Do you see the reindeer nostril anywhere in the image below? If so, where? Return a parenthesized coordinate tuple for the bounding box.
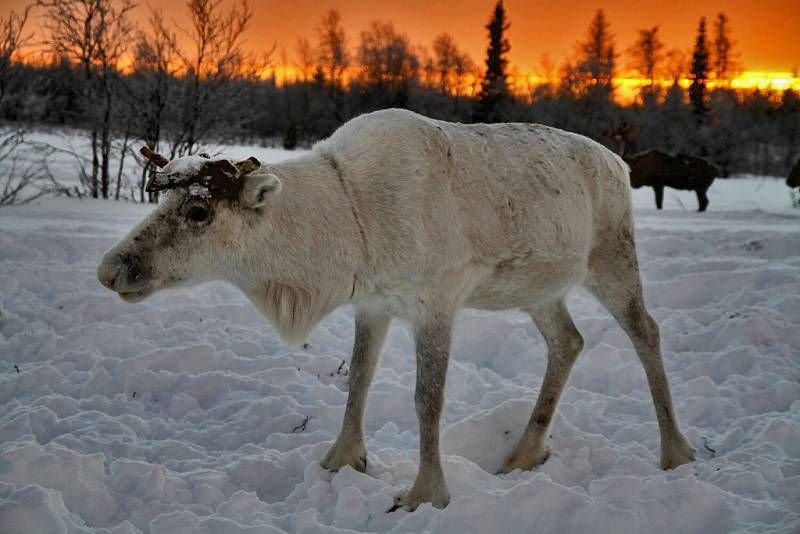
(103, 272, 117, 289)
(97, 263, 122, 290)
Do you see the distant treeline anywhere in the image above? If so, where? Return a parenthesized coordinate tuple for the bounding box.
(0, 0, 798, 202)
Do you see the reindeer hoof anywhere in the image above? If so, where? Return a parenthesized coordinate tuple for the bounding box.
(660, 436, 696, 470)
(388, 469, 450, 512)
(321, 439, 367, 473)
(388, 488, 450, 512)
(498, 447, 549, 474)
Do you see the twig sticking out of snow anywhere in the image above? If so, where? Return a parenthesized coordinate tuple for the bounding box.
(702, 436, 716, 455)
(292, 415, 311, 433)
(330, 360, 349, 377)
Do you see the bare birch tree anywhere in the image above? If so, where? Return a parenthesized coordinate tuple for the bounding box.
(316, 9, 349, 120)
(38, 0, 134, 198)
(295, 37, 314, 83)
(0, 5, 32, 110)
(130, 8, 179, 201)
(168, 0, 265, 156)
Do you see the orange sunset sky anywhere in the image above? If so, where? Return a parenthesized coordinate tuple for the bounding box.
(4, 0, 800, 77)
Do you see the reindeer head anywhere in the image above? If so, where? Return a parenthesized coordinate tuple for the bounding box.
(96, 147, 282, 302)
(603, 120, 639, 158)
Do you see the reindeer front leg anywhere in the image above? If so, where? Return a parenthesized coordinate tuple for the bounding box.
(391, 316, 452, 511)
(322, 310, 389, 472)
(654, 185, 665, 210)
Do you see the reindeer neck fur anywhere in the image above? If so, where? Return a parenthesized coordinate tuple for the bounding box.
(232, 151, 365, 344)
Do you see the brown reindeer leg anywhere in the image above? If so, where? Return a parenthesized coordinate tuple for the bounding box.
(696, 188, 709, 212)
(654, 185, 665, 210)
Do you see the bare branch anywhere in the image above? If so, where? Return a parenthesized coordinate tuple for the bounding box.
(0, 130, 50, 206)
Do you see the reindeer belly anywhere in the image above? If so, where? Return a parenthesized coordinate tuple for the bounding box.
(466, 254, 588, 310)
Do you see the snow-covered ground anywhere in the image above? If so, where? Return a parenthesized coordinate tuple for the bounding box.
(1, 157, 799, 533)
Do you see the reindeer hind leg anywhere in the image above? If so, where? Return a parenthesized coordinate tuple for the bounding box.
(585, 230, 695, 469)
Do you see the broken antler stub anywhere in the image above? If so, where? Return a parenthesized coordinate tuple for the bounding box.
(141, 148, 263, 199)
(140, 146, 169, 168)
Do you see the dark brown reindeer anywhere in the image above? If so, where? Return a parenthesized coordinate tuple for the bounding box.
(605, 121, 719, 212)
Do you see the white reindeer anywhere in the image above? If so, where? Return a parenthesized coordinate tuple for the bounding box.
(97, 109, 695, 510)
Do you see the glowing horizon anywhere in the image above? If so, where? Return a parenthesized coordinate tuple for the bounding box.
(12, 50, 800, 106)
(250, 65, 800, 104)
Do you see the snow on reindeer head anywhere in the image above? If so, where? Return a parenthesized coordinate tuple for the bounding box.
(97, 147, 281, 303)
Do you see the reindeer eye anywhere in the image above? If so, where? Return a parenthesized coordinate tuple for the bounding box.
(186, 205, 209, 223)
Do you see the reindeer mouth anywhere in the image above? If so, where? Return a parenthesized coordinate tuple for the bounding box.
(117, 287, 154, 303)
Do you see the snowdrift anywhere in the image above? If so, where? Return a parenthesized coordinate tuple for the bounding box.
(1, 171, 798, 533)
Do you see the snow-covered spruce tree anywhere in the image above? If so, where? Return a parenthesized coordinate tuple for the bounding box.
(689, 17, 710, 120)
(577, 9, 617, 100)
(711, 13, 739, 86)
(627, 26, 664, 104)
(474, 0, 511, 123)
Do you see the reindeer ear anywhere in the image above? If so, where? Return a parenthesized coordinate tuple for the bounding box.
(241, 173, 281, 208)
